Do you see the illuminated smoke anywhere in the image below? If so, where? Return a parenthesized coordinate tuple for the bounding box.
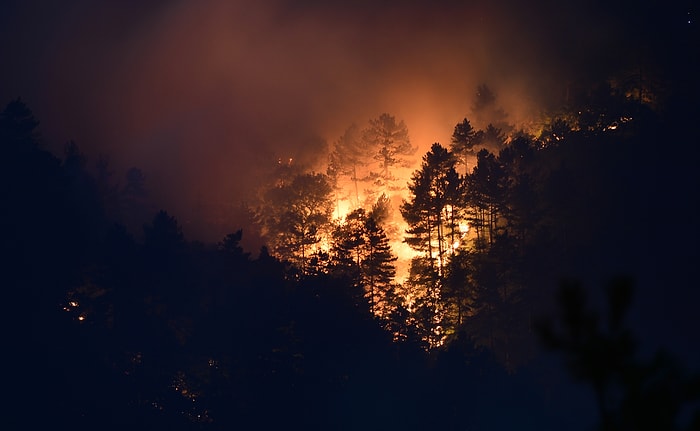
(0, 0, 616, 244)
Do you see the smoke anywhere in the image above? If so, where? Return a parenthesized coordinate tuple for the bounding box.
(1, 0, 621, 243)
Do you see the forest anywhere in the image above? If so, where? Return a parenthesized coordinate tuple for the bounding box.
(4, 65, 700, 429)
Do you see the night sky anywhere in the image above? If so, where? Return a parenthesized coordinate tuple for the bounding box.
(3, 0, 699, 397)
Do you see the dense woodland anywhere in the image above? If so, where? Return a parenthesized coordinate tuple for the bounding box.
(3, 64, 700, 430)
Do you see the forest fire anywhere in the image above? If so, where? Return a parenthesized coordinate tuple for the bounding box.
(4, 0, 697, 426)
(245, 66, 665, 349)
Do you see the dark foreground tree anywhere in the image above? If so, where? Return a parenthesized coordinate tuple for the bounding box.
(535, 279, 700, 431)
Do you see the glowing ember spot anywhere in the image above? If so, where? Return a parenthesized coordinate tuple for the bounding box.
(335, 199, 352, 219)
(392, 239, 420, 283)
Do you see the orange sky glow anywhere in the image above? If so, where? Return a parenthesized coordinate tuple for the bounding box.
(0, 0, 620, 247)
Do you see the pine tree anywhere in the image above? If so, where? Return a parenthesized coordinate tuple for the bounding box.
(463, 149, 506, 247)
(362, 113, 416, 194)
(330, 209, 398, 319)
(401, 143, 464, 347)
(361, 216, 398, 318)
(257, 172, 334, 274)
(450, 117, 482, 175)
(330, 123, 368, 208)
(330, 208, 366, 285)
(401, 143, 462, 277)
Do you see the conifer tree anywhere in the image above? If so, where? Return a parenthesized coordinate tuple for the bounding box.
(257, 172, 333, 274)
(450, 117, 482, 175)
(330, 209, 398, 319)
(362, 113, 416, 194)
(401, 143, 463, 346)
(401, 143, 462, 278)
(361, 216, 398, 318)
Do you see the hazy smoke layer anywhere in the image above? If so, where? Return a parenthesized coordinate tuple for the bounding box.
(1, 0, 631, 241)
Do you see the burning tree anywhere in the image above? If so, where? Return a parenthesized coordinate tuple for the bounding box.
(463, 149, 507, 248)
(329, 123, 369, 209)
(401, 143, 463, 278)
(330, 208, 399, 320)
(362, 113, 416, 197)
(400, 143, 464, 346)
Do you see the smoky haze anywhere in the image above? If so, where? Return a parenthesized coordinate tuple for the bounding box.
(1, 0, 624, 244)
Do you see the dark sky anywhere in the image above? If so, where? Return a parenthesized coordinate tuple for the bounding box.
(0, 0, 691, 240)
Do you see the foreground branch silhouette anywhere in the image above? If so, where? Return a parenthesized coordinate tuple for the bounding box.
(535, 278, 700, 431)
